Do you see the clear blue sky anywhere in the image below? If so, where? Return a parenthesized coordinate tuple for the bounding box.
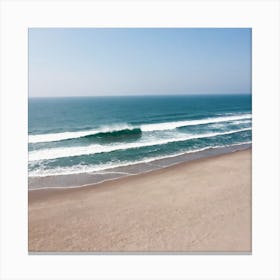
(29, 28, 251, 97)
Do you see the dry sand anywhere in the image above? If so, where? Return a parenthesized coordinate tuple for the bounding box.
(28, 149, 252, 252)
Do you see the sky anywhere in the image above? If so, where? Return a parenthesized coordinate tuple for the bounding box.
(29, 28, 251, 97)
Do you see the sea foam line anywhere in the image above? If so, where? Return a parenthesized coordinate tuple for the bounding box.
(28, 124, 134, 144)
(28, 141, 252, 177)
(29, 128, 251, 162)
(141, 114, 251, 132)
(28, 113, 252, 144)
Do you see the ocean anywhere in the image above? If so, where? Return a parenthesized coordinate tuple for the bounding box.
(28, 94, 252, 189)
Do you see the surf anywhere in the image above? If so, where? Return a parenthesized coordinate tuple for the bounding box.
(28, 113, 251, 144)
(28, 141, 252, 177)
(29, 128, 251, 162)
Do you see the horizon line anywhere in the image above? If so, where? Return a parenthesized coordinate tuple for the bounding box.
(28, 93, 252, 98)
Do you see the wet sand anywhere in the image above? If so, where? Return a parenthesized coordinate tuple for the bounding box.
(28, 149, 251, 252)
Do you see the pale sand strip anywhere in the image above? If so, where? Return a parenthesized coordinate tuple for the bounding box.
(28, 149, 252, 252)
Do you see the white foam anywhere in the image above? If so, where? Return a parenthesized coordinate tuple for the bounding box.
(29, 128, 251, 162)
(209, 119, 251, 128)
(28, 124, 133, 144)
(28, 141, 252, 177)
(141, 114, 252, 131)
(28, 113, 252, 144)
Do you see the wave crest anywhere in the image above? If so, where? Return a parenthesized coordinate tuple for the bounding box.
(29, 128, 251, 162)
(29, 113, 251, 144)
(84, 128, 142, 142)
(29, 124, 134, 144)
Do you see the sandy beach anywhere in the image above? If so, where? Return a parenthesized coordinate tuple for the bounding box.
(28, 149, 251, 252)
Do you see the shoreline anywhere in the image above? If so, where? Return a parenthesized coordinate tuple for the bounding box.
(29, 149, 252, 252)
(29, 142, 251, 191)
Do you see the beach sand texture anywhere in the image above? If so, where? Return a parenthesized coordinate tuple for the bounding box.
(28, 149, 251, 252)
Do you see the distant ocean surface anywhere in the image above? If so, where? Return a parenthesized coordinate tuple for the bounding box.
(28, 95, 252, 188)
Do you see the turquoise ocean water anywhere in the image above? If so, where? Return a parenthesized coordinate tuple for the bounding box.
(28, 94, 252, 189)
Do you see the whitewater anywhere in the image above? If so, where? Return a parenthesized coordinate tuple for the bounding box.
(29, 113, 251, 144)
(28, 95, 252, 181)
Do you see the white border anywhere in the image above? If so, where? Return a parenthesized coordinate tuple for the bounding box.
(0, 0, 279, 279)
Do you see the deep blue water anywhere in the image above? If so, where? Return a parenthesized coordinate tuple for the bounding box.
(28, 94, 252, 177)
